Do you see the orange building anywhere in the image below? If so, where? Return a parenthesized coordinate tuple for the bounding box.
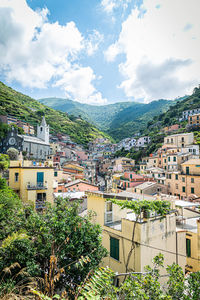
(62, 162, 84, 180)
(188, 114, 200, 127)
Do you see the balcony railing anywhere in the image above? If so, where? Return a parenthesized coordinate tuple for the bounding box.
(36, 201, 46, 210)
(27, 183, 48, 190)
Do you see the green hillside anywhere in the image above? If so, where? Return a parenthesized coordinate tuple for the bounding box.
(143, 86, 200, 135)
(0, 82, 110, 146)
(39, 97, 133, 131)
(39, 97, 180, 141)
(118, 86, 200, 162)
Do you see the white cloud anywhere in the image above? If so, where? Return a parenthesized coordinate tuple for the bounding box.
(85, 30, 104, 56)
(101, 0, 131, 14)
(54, 66, 107, 104)
(0, 0, 106, 104)
(105, 0, 200, 101)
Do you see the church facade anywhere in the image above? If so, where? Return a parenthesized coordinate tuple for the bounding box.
(0, 116, 51, 160)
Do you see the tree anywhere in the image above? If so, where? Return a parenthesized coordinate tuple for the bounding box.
(0, 154, 9, 173)
(0, 197, 107, 295)
(7, 148, 19, 160)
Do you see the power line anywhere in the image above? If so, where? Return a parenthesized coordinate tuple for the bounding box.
(104, 229, 200, 263)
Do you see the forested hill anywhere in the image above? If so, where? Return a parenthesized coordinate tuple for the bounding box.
(0, 81, 110, 146)
(143, 86, 200, 134)
(39, 97, 181, 141)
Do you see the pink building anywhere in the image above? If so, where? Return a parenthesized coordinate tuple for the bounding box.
(118, 172, 154, 191)
(76, 150, 89, 161)
(64, 180, 99, 193)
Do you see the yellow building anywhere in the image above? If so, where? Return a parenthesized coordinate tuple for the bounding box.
(164, 132, 194, 148)
(115, 157, 135, 172)
(50, 143, 61, 154)
(175, 200, 200, 272)
(188, 113, 200, 127)
(166, 159, 200, 199)
(87, 191, 186, 282)
(9, 160, 54, 210)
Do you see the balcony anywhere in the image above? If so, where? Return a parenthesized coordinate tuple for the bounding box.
(35, 201, 46, 210)
(27, 183, 48, 190)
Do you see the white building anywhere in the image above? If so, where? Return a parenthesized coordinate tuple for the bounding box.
(180, 108, 200, 121)
(136, 136, 151, 148)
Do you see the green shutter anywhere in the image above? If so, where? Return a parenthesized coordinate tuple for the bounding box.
(110, 237, 119, 260)
(191, 187, 194, 194)
(37, 172, 44, 185)
(186, 239, 191, 257)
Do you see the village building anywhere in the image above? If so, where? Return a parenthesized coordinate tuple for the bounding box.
(175, 200, 200, 272)
(180, 108, 200, 121)
(62, 162, 84, 180)
(9, 158, 54, 210)
(87, 191, 186, 283)
(164, 132, 194, 148)
(0, 116, 50, 160)
(166, 159, 200, 199)
(188, 113, 200, 127)
(64, 179, 99, 193)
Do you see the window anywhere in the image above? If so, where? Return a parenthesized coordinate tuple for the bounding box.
(182, 137, 184, 142)
(130, 174, 132, 179)
(186, 239, 191, 257)
(182, 177, 185, 182)
(37, 172, 44, 187)
(173, 157, 176, 162)
(186, 167, 189, 175)
(171, 138, 173, 143)
(15, 172, 19, 182)
(175, 174, 178, 180)
(182, 186, 185, 193)
(169, 174, 171, 179)
(176, 184, 178, 189)
(105, 202, 113, 224)
(168, 157, 170, 162)
(191, 178, 194, 183)
(54, 171, 58, 177)
(110, 237, 119, 260)
(191, 187, 194, 194)
(37, 193, 46, 201)
(164, 159, 166, 163)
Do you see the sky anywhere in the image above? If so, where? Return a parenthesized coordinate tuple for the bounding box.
(0, 0, 200, 105)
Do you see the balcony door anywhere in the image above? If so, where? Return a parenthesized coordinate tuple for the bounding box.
(105, 201, 113, 224)
(37, 172, 44, 187)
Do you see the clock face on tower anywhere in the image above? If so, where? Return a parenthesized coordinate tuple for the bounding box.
(9, 137, 16, 145)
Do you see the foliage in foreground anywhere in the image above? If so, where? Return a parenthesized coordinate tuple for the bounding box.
(25, 254, 200, 300)
(0, 181, 107, 298)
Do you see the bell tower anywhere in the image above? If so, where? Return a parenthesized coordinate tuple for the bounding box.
(37, 116, 49, 144)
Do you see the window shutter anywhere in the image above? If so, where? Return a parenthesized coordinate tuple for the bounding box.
(186, 239, 191, 257)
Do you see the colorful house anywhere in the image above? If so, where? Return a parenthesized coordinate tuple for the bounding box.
(87, 191, 186, 283)
(9, 159, 54, 210)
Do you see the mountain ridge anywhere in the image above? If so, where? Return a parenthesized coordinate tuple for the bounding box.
(0, 81, 110, 146)
(39, 97, 183, 141)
